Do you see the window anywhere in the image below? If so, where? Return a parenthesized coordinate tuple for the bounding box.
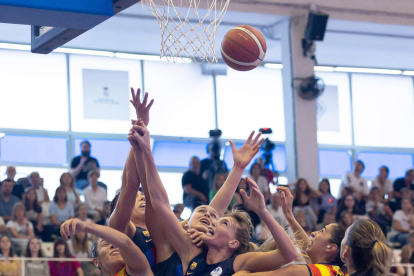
(158, 172, 184, 205)
(73, 138, 131, 168)
(352, 74, 414, 148)
(216, 67, 285, 141)
(99, 170, 123, 201)
(223, 143, 287, 172)
(69, 55, 142, 133)
(0, 50, 69, 131)
(143, 61, 215, 138)
(316, 72, 352, 145)
(0, 135, 67, 166)
(153, 141, 208, 168)
(319, 149, 352, 177)
(325, 178, 342, 199)
(357, 151, 414, 179)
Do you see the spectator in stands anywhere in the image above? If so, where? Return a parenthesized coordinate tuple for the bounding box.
(1, 166, 25, 201)
(256, 221, 271, 242)
(371, 166, 393, 200)
(173, 203, 184, 222)
(294, 209, 307, 229)
(336, 193, 363, 221)
(60, 172, 81, 207)
(0, 235, 21, 275)
(315, 212, 336, 231)
(70, 140, 100, 190)
(28, 172, 50, 204)
(67, 231, 99, 276)
(24, 188, 43, 235)
(200, 140, 228, 190)
(209, 173, 235, 210)
(49, 187, 75, 228)
(249, 163, 270, 202)
(25, 237, 50, 276)
(312, 179, 337, 223)
(49, 239, 84, 276)
(84, 170, 107, 222)
(0, 218, 7, 235)
(366, 187, 388, 234)
(338, 210, 353, 228)
(0, 179, 20, 221)
(234, 178, 249, 204)
(76, 203, 95, 241)
(96, 201, 111, 226)
(266, 192, 288, 229)
(292, 178, 322, 207)
(7, 203, 35, 252)
(393, 169, 414, 210)
(401, 232, 414, 272)
(390, 197, 414, 245)
(256, 157, 276, 185)
(182, 156, 209, 210)
(338, 160, 369, 200)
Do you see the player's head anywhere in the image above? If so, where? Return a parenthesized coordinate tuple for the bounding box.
(306, 223, 346, 266)
(131, 190, 146, 222)
(200, 209, 255, 256)
(341, 220, 391, 276)
(188, 205, 219, 233)
(92, 237, 125, 276)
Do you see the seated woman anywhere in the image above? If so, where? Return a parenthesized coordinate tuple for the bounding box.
(49, 187, 75, 231)
(25, 237, 50, 276)
(336, 193, 365, 222)
(292, 178, 322, 208)
(67, 230, 99, 276)
(234, 178, 250, 204)
(60, 218, 154, 276)
(60, 172, 81, 207)
(24, 188, 43, 236)
(338, 210, 353, 229)
(0, 235, 21, 276)
(389, 197, 414, 245)
(312, 179, 337, 223)
(48, 238, 83, 276)
(209, 173, 236, 210)
(6, 203, 35, 253)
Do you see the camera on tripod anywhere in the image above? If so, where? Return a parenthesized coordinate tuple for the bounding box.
(208, 129, 222, 160)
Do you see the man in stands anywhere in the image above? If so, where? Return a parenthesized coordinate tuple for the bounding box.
(0, 179, 20, 222)
(84, 170, 107, 222)
(338, 160, 369, 201)
(27, 172, 49, 204)
(1, 166, 25, 201)
(71, 140, 100, 190)
(393, 169, 414, 210)
(182, 156, 209, 210)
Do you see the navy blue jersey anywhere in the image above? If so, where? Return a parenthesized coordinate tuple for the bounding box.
(152, 252, 182, 276)
(132, 226, 156, 268)
(185, 251, 236, 276)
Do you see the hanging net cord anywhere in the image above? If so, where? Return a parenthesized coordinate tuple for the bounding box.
(141, 0, 230, 64)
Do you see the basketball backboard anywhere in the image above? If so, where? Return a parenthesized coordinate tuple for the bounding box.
(0, 0, 141, 54)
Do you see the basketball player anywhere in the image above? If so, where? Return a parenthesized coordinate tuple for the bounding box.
(60, 218, 153, 276)
(108, 88, 156, 266)
(128, 120, 297, 276)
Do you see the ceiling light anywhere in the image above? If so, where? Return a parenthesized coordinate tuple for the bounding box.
(264, 63, 283, 69)
(314, 66, 334, 72)
(334, 67, 402, 75)
(0, 43, 30, 51)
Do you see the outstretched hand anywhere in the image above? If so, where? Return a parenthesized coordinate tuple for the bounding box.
(276, 186, 294, 218)
(130, 88, 154, 126)
(240, 177, 266, 215)
(60, 219, 87, 241)
(129, 119, 152, 152)
(230, 131, 264, 169)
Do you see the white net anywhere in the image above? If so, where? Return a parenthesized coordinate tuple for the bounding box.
(141, 0, 230, 64)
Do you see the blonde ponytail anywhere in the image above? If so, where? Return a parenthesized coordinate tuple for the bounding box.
(369, 240, 392, 276)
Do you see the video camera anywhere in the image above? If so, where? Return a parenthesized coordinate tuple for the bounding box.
(208, 129, 222, 160)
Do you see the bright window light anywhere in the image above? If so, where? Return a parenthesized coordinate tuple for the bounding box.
(335, 67, 402, 75)
(54, 48, 114, 57)
(314, 66, 335, 72)
(403, 71, 414, 76)
(0, 43, 30, 51)
(263, 63, 283, 69)
(115, 53, 191, 63)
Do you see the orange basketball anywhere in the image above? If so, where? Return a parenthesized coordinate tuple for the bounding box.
(221, 25, 267, 71)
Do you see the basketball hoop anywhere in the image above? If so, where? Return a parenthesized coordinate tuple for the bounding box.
(141, 0, 230, 64)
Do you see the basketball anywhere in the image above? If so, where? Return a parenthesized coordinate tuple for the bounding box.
(221, 25, 267, 71)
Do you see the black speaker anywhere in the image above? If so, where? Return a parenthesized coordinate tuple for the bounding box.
(304, 12, 329, 41)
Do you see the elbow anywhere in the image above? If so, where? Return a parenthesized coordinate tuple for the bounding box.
(284, 250, 298, 264)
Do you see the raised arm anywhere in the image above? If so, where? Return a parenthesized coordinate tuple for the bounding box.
(210, 132, 264, 217)
(233, 178, 297, 273)
(61, 219, 153, 276)
(277, 186, 310, 252)
(108, 88, 154, 237)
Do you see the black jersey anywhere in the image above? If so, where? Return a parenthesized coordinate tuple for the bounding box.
(152, 252, 183, 276)
(185, 251, 236, 276)
(132, 226, 156, 268)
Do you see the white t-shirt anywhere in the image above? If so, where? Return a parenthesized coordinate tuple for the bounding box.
(338, 172, 369, 198)
(67, 239, 93, 258)
(84, 186, 107, 211)
(371, 178, 393, 195)
(248, 175, 269, 195)
(266, 205, 288, 228)
(390, 210, 412, 236)
(6, 220, 33, 235)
